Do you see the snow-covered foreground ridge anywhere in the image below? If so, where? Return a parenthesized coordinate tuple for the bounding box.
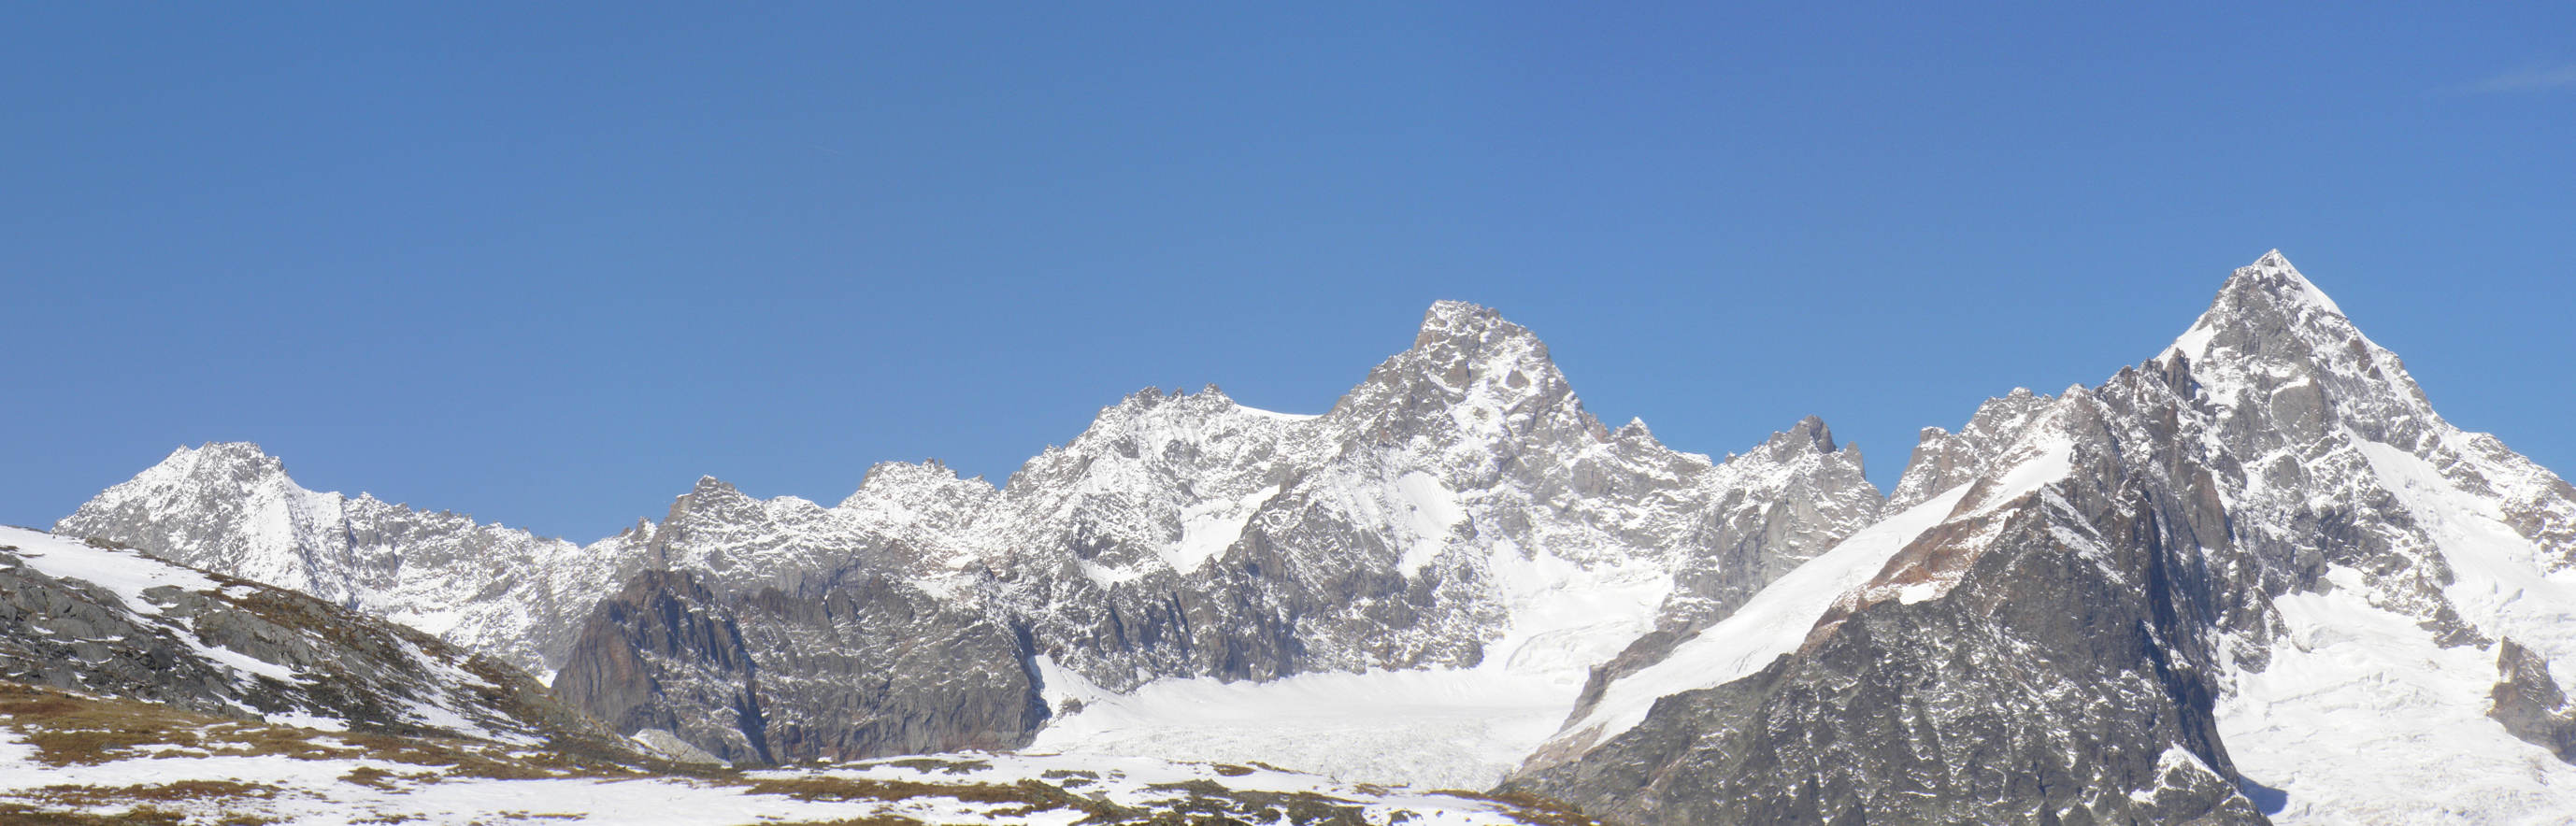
(36, 250, 2576, 825)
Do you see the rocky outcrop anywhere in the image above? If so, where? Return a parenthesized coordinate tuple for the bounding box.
(2489, 637, 2576, 762)
(0, 525, 622, 752)
(552, 565, 1046, 765)
(552, 569, 765, 762)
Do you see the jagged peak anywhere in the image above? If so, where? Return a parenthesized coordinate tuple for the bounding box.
(846, 458, 997, 504)
(685, 475, 742, 497)
(1409, 300, 1553, 362)
(860, 458, 958, 484)
(612, 518, 656, 540)
(1763, 415, 1838, 457)
(156, 441, 290, 477)
(1414, 300, 1504, 346)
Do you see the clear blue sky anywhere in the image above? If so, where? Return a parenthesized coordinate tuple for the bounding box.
(6, 4, 2570, 539)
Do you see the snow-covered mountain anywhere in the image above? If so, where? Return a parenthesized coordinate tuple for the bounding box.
(60, 300, 1885, 782)
(54, 445, 654, 681)
(1509, 251, 2576, 825)
(48, 252, 2576, 824)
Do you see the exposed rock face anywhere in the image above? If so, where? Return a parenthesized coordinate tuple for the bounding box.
(553, 565, 1045, 765)
(552, 569, 766, 762)
(1516, 386, 2266, 824)
(1884, 388, 2054, 511)
(1513, 251, 2576, 824)
(2489, 638, 2576, 762)
(0, 525, 619, 751)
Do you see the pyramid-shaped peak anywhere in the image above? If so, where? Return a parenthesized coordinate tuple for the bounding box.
(2225, 249, 2343, 317)
(2166, 250, 2365, 363)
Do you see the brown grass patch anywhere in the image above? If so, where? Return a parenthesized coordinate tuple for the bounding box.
(880, 756, 993, 775)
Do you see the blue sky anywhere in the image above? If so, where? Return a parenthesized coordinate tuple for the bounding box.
(6, 4, 2570, 539)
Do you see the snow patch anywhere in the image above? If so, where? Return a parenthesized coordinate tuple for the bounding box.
(2354, 438, 2576, 669)
(1163, 485, 1278, 573)
(1027, 661, 1578, 789)
(1395, 472, 1464, 574)
(0, 526, 220, 616)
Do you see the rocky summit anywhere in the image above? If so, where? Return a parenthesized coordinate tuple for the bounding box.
(44, 252, 2576, 824)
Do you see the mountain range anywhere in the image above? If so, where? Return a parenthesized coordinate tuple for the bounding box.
(27, 251, 2576, 825)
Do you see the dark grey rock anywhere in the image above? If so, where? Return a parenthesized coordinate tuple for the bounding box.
(2489, 637, 2576, 762)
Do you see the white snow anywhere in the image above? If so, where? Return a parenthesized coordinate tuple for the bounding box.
(0, 526, 219, 617)
(2211, 434, 2576, 823)
(1395, 471, 1465, 574)
(1030, 529, 1685, 788)
(2217, 568, 2576, 825)
(1541, 483, 1975, 755)
(1235, 404, 1323, 421)
(1163, 485, 1279, 573)
(0, 724, 1533, 826)
(1963, 438, 2075, 518)
(2354, 438, 2576, 671)
(2260, 251, 2345, 317)
(188, 640, 301, 686)
(1029, 661, 1577, 789)
(1479, 535, 1675, 674)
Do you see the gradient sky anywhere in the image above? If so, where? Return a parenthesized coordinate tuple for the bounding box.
(6, 4, 2571, 539)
